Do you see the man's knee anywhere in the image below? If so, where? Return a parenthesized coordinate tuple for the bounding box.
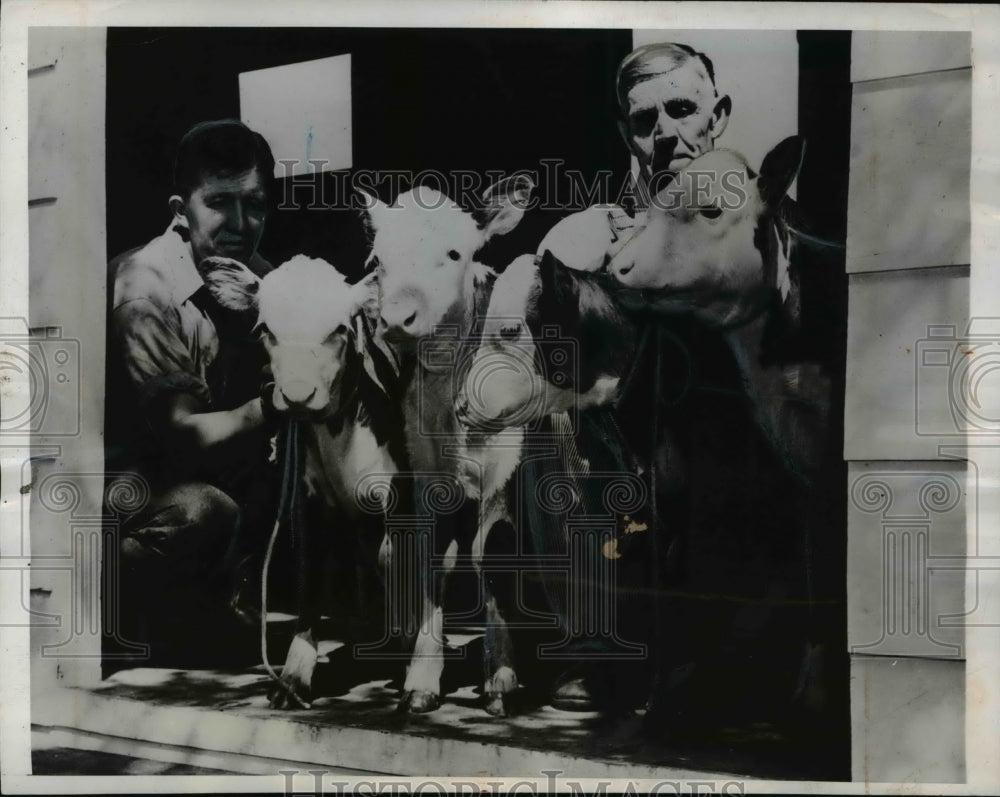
(120, 482, 239, 566)
(170, 482, 240, 534)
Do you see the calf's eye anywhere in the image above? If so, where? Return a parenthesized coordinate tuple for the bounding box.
(324, 324, 347, 344)
(257, 324, 276, 345)
(447, 249, 462, 261)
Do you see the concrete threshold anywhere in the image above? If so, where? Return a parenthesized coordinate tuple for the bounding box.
(31, 667, 749, 780)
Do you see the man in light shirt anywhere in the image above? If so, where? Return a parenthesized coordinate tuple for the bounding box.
(106, 120, 279, 666)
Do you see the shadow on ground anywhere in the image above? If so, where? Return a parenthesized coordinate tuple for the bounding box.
(32, 747, 237, 775)
(82, 620, 848, 781)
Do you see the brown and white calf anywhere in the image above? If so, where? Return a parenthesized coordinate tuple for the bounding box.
(200, 254, 402, 709)
(461, 137, 827, 719)
(359, 175, 534, 714)
(607, 135, 825, 470)
(465, 137, 814, 464)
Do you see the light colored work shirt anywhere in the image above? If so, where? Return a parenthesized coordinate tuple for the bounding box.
(110, 222, 272, 410)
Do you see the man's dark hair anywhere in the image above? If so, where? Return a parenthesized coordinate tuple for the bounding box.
(173, 119, 275, 198)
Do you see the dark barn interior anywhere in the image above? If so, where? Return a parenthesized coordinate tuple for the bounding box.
(105, 27, 634, 275)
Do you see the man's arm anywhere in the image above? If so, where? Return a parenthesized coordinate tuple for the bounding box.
(112, 295, 271, 474)
(150, 392, 268, 472)
(536, 205, 640, 272)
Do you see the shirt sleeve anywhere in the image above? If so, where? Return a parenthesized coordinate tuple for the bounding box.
(112, 297, 212, 409)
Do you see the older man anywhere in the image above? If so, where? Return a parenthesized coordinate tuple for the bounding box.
(538, 42, 731, 271)
(519, 43, 735, 712)
(106, 120, 279, 666)
(530, 43, 820, 733)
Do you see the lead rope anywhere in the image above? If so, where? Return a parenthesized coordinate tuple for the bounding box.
(260, 419, 299, 689)
(647, 325, 664, 713)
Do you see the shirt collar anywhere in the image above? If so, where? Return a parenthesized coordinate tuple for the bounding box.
(165, 222, 207, 305)
(165, 222, 273, 304)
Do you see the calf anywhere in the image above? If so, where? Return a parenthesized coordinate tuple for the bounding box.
(607, 135, 826, 475)
(200, 254, 402, 708)
(457, 252, 630, 426)
(607, 136, 833, 724)
(461, 136, 829, 723)
(359, 175, 534, 714)
(465, 137, 815, 468)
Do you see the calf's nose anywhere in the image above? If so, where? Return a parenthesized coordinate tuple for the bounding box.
(280, 380, 317, 406)
(381, 303, 419, 333)
(614, 261, 635, 278)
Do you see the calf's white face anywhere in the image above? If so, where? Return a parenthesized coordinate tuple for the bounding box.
(360, 176, 534, 342)
(609, 137, 804, 320)
(199, 254, 375, 415)
(365, 187, 481, 340)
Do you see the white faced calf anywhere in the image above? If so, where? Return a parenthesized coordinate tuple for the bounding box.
(200, 254, 396, 709)
(359, 176, 535, 715)
(462, 138, 805, 434)
(200, 254, 377, 415)
(363, 179, 532, 343)
(609, 136, 805, 326)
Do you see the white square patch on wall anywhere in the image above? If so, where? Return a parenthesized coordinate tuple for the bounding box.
(239, 53, 352, 178)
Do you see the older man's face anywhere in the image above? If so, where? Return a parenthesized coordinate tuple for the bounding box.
(625, 59, 725, 180)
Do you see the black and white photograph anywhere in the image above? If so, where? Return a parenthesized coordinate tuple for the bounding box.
(1, 2, 998, 793)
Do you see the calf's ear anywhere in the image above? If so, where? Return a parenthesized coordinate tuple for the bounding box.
(356, 188, 389, 240)
(538, 249, 579, 305)
(197, 256, 261, 313)
(350, 270, 382, 321)
(476, 173, 536, 241)
(757, 135, 805, 208)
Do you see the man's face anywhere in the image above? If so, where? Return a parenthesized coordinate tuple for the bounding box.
(624, 59, 725, 180)
(175, 167, 268, 265)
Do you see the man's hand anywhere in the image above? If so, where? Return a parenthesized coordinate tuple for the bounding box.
(259, 382, 281, 426)
(536, 205, 640, 273)
(149, 392, 270, 474)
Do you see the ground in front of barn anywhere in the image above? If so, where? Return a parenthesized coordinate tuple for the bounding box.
(31, 614, 848, 780)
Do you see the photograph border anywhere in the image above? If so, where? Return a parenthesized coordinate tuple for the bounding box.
(2, 1, 999, 793)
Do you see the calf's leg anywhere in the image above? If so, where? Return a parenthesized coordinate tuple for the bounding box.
(269, 497, 330, 709)
(399, 534, 458, 713)
(397, 476, 470, 713)
(474, 512, 520, 717)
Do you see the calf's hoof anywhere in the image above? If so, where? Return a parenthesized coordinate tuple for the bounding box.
(269, 679, 312, 710)
(269, 632, 316, 710)
(399, 689, 440, 714)
(550, 673, 595, 712)
(484, 666, 518, 717)
(484, 693, 509, 717)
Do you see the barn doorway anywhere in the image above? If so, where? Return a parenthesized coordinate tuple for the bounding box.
(93, 27, 851, 779)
